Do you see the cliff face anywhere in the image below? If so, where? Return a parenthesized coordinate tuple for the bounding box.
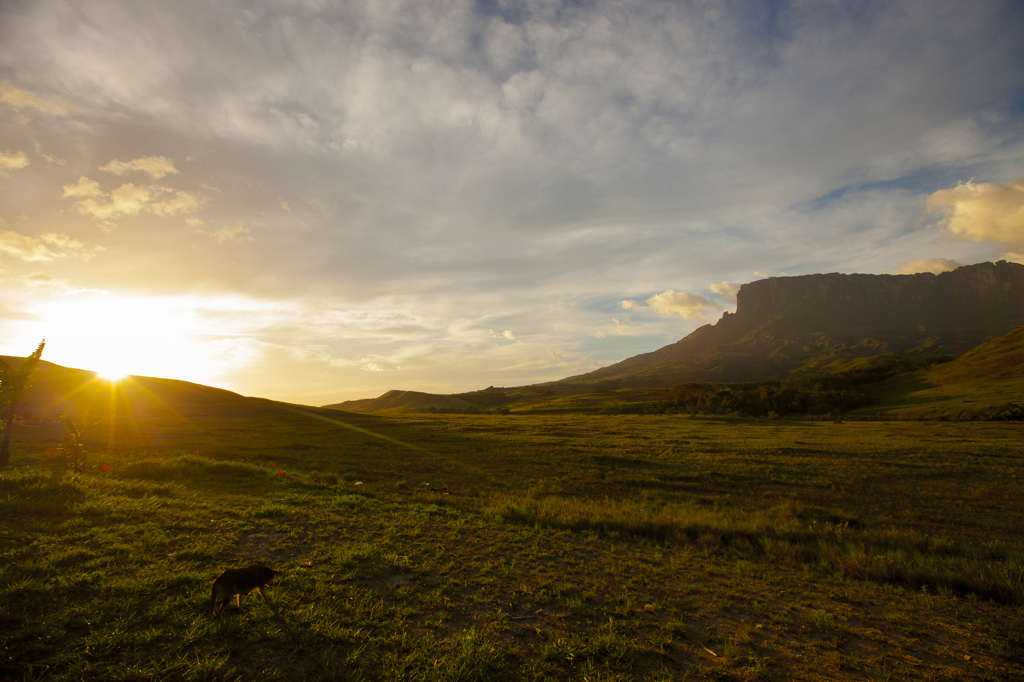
(734, 261, 1024, 334)
(558, 261, 1024, 388)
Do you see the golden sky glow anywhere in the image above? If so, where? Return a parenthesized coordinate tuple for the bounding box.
(1, 1, 1023, 405)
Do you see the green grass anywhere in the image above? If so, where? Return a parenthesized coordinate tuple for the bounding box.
(1, 410, 1022, 680)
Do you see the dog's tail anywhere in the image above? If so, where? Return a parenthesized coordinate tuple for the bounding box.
(210, 585, 219, 617)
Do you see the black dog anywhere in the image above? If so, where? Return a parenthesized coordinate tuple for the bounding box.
(210, 564, 277, 619)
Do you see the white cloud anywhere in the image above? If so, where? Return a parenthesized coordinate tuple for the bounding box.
(547, 348, 563, 362)
(926, 179, 1024, 252)
(100, 155, 179, 179)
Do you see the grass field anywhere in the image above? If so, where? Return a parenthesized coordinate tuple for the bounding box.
(1, 407, 1022, 680)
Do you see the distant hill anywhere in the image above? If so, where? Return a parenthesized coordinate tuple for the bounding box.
(325, 386, 513, 414)
(329, 390, 482, 414)
(554, 260, 1024, 389)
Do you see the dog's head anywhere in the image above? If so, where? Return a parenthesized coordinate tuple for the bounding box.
(258, 566, 277, 583)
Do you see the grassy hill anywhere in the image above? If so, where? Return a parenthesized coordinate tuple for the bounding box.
(1, 357, 307, 422)
(857, 325, 1024, 418)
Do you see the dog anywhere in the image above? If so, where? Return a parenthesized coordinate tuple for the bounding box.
(210, 564, 277, 619)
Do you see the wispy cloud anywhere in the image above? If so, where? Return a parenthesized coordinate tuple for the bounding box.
(63, 178, 203, 229)
(622, 290, 722, 322)
(0, 224, 100, 262)
(0, 150, 29, 173)
(0, 80, 77, 115)
(893, 258, 963, 275)
(100, 156, 178, 179)
(709, 282, 741, 304)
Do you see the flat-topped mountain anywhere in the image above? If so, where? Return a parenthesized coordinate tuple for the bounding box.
(556, 260, 1024, 389)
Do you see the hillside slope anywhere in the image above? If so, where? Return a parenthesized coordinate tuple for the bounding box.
(1, 358, 305, 421)
(859, 325, 1024, 418)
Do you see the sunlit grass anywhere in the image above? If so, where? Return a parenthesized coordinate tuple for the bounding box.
(1, 414, 1022, 680)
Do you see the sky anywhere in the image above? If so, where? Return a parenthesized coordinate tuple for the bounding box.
(1, 0, 1023, 405)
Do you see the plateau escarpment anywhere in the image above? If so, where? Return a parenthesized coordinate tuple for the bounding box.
(555, 260, 1024, 388)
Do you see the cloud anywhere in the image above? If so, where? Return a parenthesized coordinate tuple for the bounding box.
(100, 156, 179, 179)
(621, 290, 722, 322)
(708, 281, 741, 304)
(62, 176, 104, 198)
(893, 258, 963, 275)
(360, 362, 384, 372)
(489, 329, 515, 340)
(0, 80, 77, 115)
(926, 179, 1024, 251)
(547, 348, 563, 362)
(0, 227, 98, 262)
(0, 151, 30, 172)
(65, 179, 204, 228)
(33, 141, 66, 165)
(207, 223, 252, 244)
(25, 272, 57, 285)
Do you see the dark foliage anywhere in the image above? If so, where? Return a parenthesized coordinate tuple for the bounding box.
(654, 355, 956, 418)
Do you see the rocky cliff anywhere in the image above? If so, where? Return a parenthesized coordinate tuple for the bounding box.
(556, 261, 1024, 388)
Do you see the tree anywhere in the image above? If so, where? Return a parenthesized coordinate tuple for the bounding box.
(0, 340, 45, 466)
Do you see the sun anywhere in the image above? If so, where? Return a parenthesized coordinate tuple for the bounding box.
(31, 295, 218, 384)
(94, 363, 130, 382)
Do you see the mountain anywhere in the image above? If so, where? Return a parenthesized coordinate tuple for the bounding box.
(554, 260, 1024, 389)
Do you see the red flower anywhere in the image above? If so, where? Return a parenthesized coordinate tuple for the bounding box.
(268, 462, 275, 467)
(193, 450, 201, 454)
(278, 471, 286, 476)
(101, 465, 111, 471)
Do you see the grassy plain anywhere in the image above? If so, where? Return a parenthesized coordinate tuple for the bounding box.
(1, 406, 1022, 680)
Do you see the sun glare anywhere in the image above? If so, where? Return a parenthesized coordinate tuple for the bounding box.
(95, 365, 129, 382)
(27, 295, 220, 384)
